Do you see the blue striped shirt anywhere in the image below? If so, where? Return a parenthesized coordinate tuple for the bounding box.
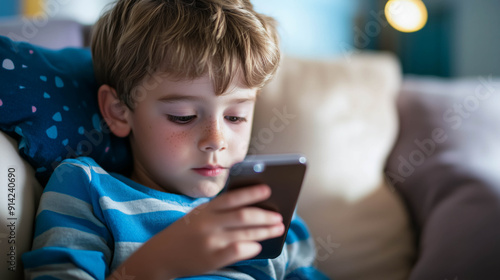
(23, 157, 328, 280)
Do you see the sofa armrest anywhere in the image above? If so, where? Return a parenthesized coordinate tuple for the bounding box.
(0, 131, 42, 280)
(386, 75, 500, 279)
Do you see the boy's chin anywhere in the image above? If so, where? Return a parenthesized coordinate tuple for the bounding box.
(186, 183, 224, 198)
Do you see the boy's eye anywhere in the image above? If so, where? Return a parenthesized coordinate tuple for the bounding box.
(167, 115, 196, 124)
(225, 116, 247, 123)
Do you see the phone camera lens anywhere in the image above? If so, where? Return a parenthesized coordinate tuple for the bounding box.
(253, 163, 265, 173)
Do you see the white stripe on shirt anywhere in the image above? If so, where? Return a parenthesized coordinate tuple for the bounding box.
(26, 262, 96, 280)
(36, 192, 105, 229)
(111, 242, 143, 271)
(33, 227, 111, 263)
(99, 196, 194, 215)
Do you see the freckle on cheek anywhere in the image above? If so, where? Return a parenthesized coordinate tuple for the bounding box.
(167, 131, 189, 148)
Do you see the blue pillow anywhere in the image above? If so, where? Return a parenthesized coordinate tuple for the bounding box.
(0, 35, 131, 185)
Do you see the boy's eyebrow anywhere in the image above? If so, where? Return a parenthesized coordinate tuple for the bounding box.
(230, 96, 257, 104)
(157, 95, 256, 104)
(157, 94, 200, 103)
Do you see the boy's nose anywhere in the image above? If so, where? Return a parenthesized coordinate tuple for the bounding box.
(198, 121, 227, 152)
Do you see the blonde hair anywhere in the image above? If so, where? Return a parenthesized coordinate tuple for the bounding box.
(91, 0, 280, 108)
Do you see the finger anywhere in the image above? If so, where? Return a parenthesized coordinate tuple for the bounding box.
(209, 184, 271, 211)
(214, 207, 282, 229)
(215, 241, 262, 266)
(224, 223, 285, 243)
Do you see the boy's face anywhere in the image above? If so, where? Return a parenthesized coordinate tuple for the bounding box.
(125, 73, 257, 198)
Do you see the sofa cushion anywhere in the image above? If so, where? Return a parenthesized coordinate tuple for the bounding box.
(252, 53, 415, 279)
(0, 36, 131, 185)
(385, 76, 500, 279)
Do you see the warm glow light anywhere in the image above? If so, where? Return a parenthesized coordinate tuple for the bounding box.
(385, 0, 428, 33)
(23, 0, 44, 17)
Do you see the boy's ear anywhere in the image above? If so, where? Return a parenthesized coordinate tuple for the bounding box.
(98, 85, 131, 138)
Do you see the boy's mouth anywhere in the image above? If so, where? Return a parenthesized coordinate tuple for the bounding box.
(192, 165, 227, 177)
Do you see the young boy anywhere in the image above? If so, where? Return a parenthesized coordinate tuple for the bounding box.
(23, 0, 327, 279)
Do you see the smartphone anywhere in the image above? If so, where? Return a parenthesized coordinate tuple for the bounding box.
(222, 153, 307, 259)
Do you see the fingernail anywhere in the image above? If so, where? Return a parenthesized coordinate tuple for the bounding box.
(274, 223, 285, 234)
(261, 185, 271, 195)
(272, 213, 282, 222)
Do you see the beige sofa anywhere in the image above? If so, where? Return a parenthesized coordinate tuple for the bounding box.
(2, 18, 500, 280)
(254, 54, 414, 279)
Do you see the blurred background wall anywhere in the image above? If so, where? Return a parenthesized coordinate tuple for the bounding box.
(357, 0, 500, 78)
(1, 0, 499, 78)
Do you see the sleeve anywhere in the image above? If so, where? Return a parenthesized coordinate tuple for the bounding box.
(22, 159, 113, 280)
(283, 215, 330, 280)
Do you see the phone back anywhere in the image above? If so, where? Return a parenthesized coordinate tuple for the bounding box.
(223, 154, 307, 259)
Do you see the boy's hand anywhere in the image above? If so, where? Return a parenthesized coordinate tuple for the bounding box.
(164, 184, 284, 277)
(110, 184, 284, 280)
